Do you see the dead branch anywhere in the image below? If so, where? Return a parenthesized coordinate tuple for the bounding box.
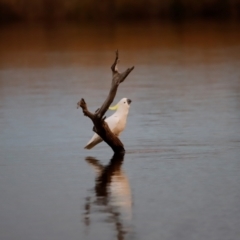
(77, 50, 134, 154)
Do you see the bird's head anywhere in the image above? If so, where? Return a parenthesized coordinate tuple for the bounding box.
(109, 98, 132, 113)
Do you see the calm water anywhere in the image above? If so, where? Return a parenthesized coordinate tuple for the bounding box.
(0, 22, 240, 240)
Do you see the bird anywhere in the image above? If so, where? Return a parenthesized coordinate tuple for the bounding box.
(84, 98, 132, 149)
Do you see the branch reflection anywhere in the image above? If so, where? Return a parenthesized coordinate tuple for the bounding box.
(84, 153, 133, 240)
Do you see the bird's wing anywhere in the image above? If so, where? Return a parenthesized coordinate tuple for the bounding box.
(84, 114, 120, 150)
(105, 114, 120, 135)
(84, 133, 102, 149)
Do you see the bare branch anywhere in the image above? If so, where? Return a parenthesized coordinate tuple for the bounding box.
(98, 65, 134, 118)
(118, 66, 134, 83)
(77, 98, 94, 120)
(77, 51, 134, 154)
(111, 50, 119, 73)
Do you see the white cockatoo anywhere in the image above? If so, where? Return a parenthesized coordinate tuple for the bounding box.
(84, 98, 132, 149)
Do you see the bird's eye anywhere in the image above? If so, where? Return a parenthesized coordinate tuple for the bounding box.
(124, 102, 126, 104)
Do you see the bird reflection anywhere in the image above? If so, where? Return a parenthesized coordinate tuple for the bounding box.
(84, 153, 133, 240)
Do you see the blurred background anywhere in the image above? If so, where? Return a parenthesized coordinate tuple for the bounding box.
(1, 1, 240, 240)
(0, 0, 240, 23)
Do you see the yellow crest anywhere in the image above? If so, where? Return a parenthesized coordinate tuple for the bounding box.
(109, 104, 118, 110)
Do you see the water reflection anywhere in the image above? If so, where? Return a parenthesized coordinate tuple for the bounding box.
(84, 153, 132, 240)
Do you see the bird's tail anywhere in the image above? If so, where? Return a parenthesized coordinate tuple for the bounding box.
(84, 137, 103, 150)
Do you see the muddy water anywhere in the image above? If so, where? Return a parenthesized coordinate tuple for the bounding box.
(0, 22, 240, 240)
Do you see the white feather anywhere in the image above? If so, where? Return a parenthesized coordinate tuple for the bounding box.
(84, 98, 131, 149)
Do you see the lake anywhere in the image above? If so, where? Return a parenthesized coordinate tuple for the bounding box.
(0, 21, 240, 240)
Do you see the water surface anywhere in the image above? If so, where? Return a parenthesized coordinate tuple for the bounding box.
(0, 22, 240, 240)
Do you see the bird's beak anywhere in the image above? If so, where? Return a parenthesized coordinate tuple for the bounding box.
(109, 104, 118, 110)
(127, 99, 132, 105)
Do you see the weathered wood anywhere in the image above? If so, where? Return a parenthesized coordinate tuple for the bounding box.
(97, 50, 134, 119)
(77, 51, 134, 153)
